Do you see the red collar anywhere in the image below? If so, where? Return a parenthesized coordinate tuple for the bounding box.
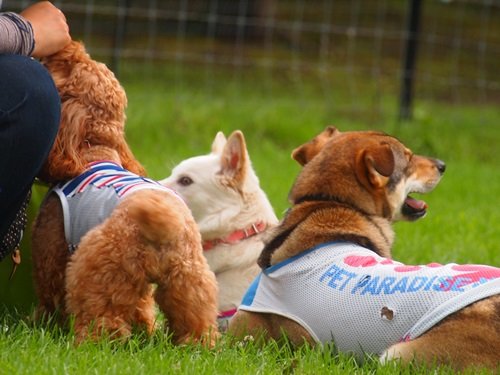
(218, 308, 237, 319)
(202, 221, 267, 251)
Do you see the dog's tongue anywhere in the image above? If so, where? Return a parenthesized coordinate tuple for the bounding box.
(405, 196, 427, 211)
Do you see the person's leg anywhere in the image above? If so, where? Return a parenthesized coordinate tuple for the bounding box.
(0, 54, 60, 260)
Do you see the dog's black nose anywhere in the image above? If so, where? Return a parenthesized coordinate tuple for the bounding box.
(435, 159, 446, 174)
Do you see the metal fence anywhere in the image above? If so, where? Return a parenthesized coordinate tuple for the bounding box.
(4, 0, 500, 119)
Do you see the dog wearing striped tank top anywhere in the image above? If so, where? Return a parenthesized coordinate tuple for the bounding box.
(31, 41, 219, 345)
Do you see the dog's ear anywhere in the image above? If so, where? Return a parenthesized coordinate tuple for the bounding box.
(40, 40, 85, 86)
(291, 126, 340, 166)
(37, 100, 92, 182)
(220, 130, 248, 185)
(211, 132, 227, 154)
(38, 40, 143, 182)
(44, 41, 127, 122)
(356, 142, 395, 189)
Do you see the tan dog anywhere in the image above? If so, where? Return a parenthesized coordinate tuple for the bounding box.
(162, 131, 278, 329)
(229, 127, 500, 370)
(31, 41, 219, 345)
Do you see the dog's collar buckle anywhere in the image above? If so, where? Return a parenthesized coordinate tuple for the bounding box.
(243, 223, 260, 237)
(203, 221, 267, 251)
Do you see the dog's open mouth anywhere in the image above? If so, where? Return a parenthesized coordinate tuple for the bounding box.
(402, 195, 428, 220)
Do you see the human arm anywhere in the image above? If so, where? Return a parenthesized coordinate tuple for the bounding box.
(0, 1, 70, 57)
(0, 12, 34, 55)
(20, 1, 70, 58)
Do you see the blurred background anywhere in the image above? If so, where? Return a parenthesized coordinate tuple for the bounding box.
(1, 0, 499, 311)
(5, 0, 499, 117)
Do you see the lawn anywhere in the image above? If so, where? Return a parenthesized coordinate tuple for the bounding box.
(0, 66, 498, 374)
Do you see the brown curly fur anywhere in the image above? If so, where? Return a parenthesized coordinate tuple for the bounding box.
(31, 41, 219, 345)
(37, 40, 144, 183)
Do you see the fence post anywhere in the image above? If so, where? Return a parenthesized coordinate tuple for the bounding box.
(399, 0, 422, 121)
(111, 0, 131, 76)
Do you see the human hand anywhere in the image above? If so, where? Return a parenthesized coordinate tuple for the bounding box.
(20, 1, 71, 58)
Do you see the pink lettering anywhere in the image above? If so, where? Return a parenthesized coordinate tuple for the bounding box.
(343, 255, 378, 267)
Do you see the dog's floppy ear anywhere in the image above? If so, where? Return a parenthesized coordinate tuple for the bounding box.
(44, 41, 127, 122)
(211, 131, 227, 154)
(355, 142, 395, 189)
(291, 126, 340, 166)
(38, 40, 142, 182)
(220, 130, 248, 185)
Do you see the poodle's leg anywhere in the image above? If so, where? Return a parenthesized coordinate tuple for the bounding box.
(134, 288, 157, 335)
(65, 225, 154, 343)
(72, 314, 132, 343)
(67, 274, 136, 343)
(123, 190, 220, 346)
(70, 285, 153, 342)
(154, 252, 219, 347)
(31, 196, 70, 321)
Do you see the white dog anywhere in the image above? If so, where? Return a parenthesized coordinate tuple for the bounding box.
(161, 130, 278, 328)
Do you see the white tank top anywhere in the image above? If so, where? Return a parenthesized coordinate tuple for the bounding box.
(239, 242, 500, 358)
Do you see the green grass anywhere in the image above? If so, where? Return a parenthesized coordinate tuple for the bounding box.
(0, 67, 499, 374)
(1, 310, 490, 375)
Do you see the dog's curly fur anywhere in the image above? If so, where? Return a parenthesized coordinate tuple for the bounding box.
(37, 41, 144, 183)
(31, 41, 219, 345)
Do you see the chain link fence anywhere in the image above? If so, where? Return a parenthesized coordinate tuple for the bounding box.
(4, 0, 500, 118)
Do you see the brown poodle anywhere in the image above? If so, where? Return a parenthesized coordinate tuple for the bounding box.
(31, 41, 219, 345)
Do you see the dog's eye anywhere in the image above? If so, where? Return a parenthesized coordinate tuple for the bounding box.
(178, 176, 193, 186)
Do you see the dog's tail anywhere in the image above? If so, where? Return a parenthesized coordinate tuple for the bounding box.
(126, 190, 191, 246)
